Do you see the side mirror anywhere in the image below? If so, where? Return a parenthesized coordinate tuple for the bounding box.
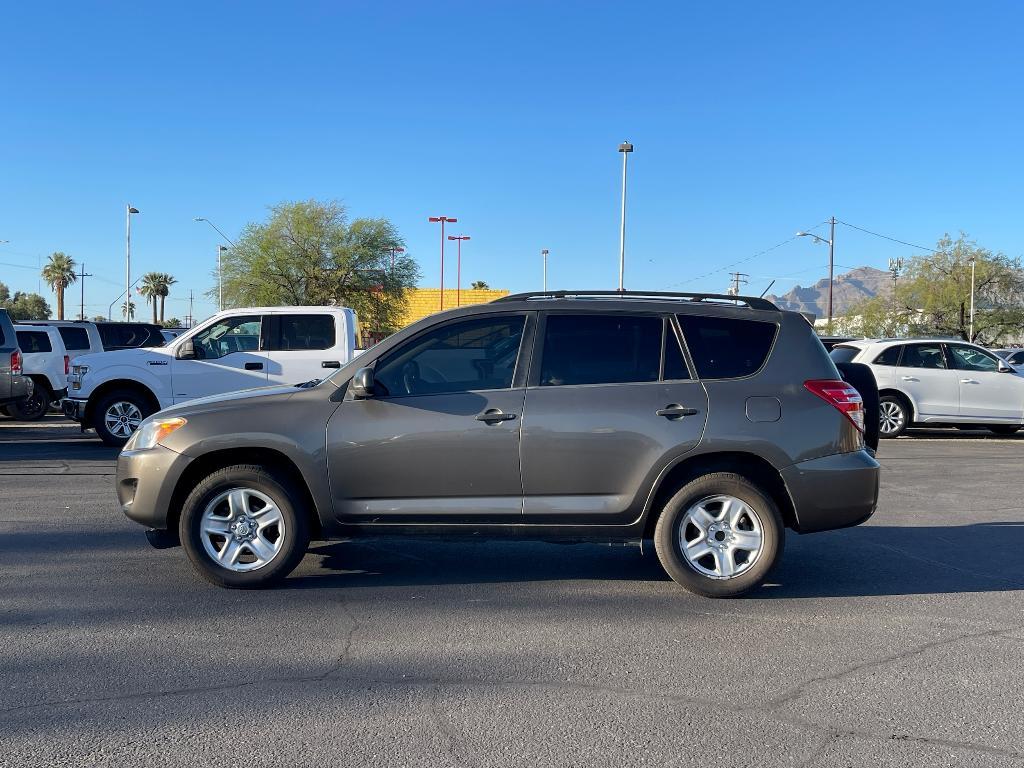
(998, 361, 1014, 373)
(176, 340, 196, 360)
(351, 367, 376, 398)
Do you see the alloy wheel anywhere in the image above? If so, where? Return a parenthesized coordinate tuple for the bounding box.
(879, 400, 905, 435)
(103, 401, 143, 439)
(678, 494, 764, 579)
(199, 488, 287, 573)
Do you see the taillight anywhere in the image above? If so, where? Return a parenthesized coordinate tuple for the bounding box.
(10, 350, 21, 375)
(64, 355, 70, 375)
(804, 379, 865, 433)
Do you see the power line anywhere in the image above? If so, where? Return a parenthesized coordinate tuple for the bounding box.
(836, 220, 933, 252)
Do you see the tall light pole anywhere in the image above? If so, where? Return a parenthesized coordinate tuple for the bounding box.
(125, 205, 139, 319)
(969, 255, 977, 342)
(448, 235, 471, 307)
(542, 249, 549, 292)
(193, 216, 235, 246)
(796, 217, 836, 328)
(618, 141, 633, 291)
(389, 246, 405, 271)
(428, 216, 457, 311)
(218, 245, 228, 311)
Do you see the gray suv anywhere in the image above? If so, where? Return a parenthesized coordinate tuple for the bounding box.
(0, 309, 32, 411)
(116, 291, 880, 597)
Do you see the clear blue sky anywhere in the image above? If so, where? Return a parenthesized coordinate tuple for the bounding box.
(2, 1, 1022, 322)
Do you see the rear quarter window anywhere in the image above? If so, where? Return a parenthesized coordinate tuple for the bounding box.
(676, 314, 778, 379)
(829, 345, 862, 364)
(16, 331, 52, 353)
(872, 345, 902, 366)
(57, 326, 90, 351)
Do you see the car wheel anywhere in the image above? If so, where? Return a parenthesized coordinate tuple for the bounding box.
(94, 389, 153, 447)
(878, 395, 909, 438)
(179, 464, 310, 589)
(987, 425, 1021, 436)
(8, 386, 49, 421)
(653, 472, 784, 598)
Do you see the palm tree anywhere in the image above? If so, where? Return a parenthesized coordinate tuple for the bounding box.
(41, 252, 77, 320)
(121, 299, 136, 320)
(156, 273, 177, 323)
(139, 272, 162, 324)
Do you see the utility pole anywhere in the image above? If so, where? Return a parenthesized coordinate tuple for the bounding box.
(888, 257, 904, 335)
(542, 249, 549, 292)
(617, 141, 633, 291)
(188, 289, 194, 328)
(796, 217, 836, 329)
(968, 255, 977, 342)
(728, 272, 749, 296)
(218, 245, 228, 311)
(76, 263, 92, 321)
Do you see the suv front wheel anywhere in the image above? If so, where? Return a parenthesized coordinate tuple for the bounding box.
(654, 473, 784, 598)
(179, 464, 310, 588)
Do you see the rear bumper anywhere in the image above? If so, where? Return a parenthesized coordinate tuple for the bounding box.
(781, 449, 880, 533)
(116, 444, 193, 529)
(1, 375, 32, 406)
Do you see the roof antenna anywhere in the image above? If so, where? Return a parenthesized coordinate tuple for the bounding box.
(759, 280, 776, 298)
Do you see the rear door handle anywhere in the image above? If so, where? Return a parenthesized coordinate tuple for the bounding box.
(656, 404, 699, 419)
(321, 360, 341, 369)
(475, 409, 517, 423)
(245, 362, 264, 370)
(901, 376, 919, 381)
(960, 378, 979, 384)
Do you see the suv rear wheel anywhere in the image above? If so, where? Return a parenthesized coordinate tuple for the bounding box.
(654, 473, 784, 598)
(878, 394, 909, 438)
(8, 383, 49, 421)
(179, 464, 310, 588)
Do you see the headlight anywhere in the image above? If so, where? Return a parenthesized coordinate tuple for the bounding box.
(124, 417, 187, 451)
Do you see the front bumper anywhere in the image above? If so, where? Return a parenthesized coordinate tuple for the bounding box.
(780, 449, 880, 534)
(116, 444, 193, 529)
(62, 397, 86, 423)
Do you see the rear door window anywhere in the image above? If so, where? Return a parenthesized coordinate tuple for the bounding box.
(57, 326, 90, 351)
(676, 314, 778, 379)
(900, 343, 946, 369)
(539, 314, 662, 386)
(269, 314, 336, 351)
(16, 331, 52, 353)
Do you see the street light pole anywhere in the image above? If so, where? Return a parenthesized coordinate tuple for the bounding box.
(428, 216, 457, 311)
(125, 205, 139, 319)
(389, 246, 405, 271)
(218, 245, 228, 311)
(969, 256, 977, 342)
(796, 217, 836, 329)
(448, 235, 471, 307)
(618, 141, 633, 291)
(193, 217, 235, 246)
(542, 249, 549, 292)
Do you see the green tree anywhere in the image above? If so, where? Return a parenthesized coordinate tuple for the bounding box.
(163, 317, 182, 328)
(0, 283, 51, 320)
(41, 252, 77, 320)
(139, 272, 162, 323)
(836, 234, 1024, 345)
(215, 200, 419, 335)
(121, 299, 136, 320)
(470, 281, 490, 290)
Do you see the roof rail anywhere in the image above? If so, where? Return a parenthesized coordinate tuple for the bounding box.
(492, 289, 779, 311)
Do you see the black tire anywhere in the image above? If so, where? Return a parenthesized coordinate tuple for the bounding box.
(653, 472, 784, 598)
(179, 464, 311, 589)
(93, 388, 155, 447)
(878, 394, 909, 438)
(8, 384, 49, 421)
(987, 425, 1021, 436)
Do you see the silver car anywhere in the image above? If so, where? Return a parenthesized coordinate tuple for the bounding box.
(116, 291, 880, 597)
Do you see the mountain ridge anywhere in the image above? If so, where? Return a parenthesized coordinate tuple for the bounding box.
(764, 266, 891, 317)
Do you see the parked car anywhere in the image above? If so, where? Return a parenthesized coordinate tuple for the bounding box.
(22, 320, 103, 361)
(830, 338, 1024, 437)
(817, 335, 857, 352)
(95, 321, 165, 350)
(7, 325, 69, 420)
(0, 309, 32, 412)
(66, 306, 358, 446)
(116, 290, 880, 597)
(161, 327, 189, 343)
(993, 348, 1024, 369)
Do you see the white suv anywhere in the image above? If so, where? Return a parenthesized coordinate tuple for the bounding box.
(9, 325, 69, 420)
(831, 339, 1024, 437)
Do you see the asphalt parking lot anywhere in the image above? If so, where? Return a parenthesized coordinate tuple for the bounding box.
(1, 417, 1023, 767)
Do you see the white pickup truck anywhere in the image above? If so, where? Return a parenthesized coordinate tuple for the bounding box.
(63, 306, 358, 446)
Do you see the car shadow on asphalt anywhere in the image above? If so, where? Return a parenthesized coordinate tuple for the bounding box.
(285, 522, 1024, 599)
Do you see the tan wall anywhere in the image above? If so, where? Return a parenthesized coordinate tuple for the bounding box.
(399, 288, 510, 328)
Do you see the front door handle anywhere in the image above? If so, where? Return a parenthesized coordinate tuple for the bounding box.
(321, 360, 341, 369)
(656, 404, 699, 419)
(901, 376, 919, 381)
(475, 409, 517, 423)
(960, 378, 979, 384)
(245, 362, 264, 371)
